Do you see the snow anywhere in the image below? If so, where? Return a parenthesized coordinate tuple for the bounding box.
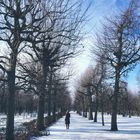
(0, 114, 33, 129)
(31, 111, 140, 140)
(0, 113, 49, 129)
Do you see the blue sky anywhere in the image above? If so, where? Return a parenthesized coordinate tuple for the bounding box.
(70, 0, 140, 94)
(84, 0, 131, 31)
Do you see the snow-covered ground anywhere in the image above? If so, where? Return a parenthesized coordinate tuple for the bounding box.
(0, 112, 58, 129)
(0, 113, 39, 129)
(31, 111, 140, 140)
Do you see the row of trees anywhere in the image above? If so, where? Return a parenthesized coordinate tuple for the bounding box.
(73, 0, 140, 131)
(74, 66, 140, 124)
(0, 74, 72, 115)
(0, 0, 88, 139)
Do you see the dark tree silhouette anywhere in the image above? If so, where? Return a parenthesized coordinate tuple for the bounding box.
(94, 1, 140, 131)
(0, 0, 47, 139)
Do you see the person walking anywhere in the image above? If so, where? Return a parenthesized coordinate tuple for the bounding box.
(65, 110, 70, 129)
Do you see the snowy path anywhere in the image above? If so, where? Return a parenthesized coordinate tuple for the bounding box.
(33, 111, 140, 140)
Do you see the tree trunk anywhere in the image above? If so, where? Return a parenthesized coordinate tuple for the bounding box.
(94, 89, 99, 122)
(128, 103, 131, 118)
(37, 94, 45, 130)
(6, 53, 17, 140)
(101, 100, 104, 126)
(82, 97, 85, 117)
(37, 68, 46, 130)
(101, 89, 104, 126)
(94, 105, 98, 122)
(85, 109, 88, 118)
(53, 101, 56, 122)
(88, 106, 93, 120)
(37, 47, 48, 130)
(48, 71, 53, 117)
(88, 96, 93, 120)
(6, 71, 16, 140)
(111, 69, 120, 131)
(6, 51, 17, 140)
(53, 86, 57, 122)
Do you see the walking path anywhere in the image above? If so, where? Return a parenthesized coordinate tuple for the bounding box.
(32, 111, 140, 140)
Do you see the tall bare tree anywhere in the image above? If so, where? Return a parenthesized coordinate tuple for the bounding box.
(25, 0, 89, 130)
(0, 0, 47, 139)
(94, 0, 140, 131)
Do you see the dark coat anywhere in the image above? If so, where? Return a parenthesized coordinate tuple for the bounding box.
(65, 112, 70, 124)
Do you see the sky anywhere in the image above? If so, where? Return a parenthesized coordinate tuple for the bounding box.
(69, 0, 140, 95)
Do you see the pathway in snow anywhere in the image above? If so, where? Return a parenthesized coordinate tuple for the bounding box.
(33, 111, 140, 140)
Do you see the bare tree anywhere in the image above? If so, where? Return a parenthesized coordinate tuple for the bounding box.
(0, 0, 47, 139)
(52, 74, 72, 120)
(24, 0, 89, 130)
(93, 0, 140, 131)
(91, 61, 107, 122)
(76, 70, 94, 119)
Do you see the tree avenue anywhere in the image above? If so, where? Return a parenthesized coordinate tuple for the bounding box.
(0, 0, 87, 140)
(0, 1, 47, 139)
(94, 1, 140, 131)
(0, 0, 140, 140)
(73, 0, 140, 132)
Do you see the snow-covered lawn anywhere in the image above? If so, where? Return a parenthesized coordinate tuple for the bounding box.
(32, 111, 140, 140)
(0, 113, 38, 129)
(0, 113, 51, 130)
